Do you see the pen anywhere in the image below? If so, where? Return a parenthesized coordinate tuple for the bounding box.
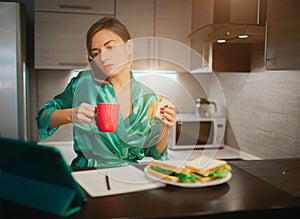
(105, 174, 111, 190)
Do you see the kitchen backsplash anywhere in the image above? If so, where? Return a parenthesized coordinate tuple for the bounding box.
(217, 70, 300, 159)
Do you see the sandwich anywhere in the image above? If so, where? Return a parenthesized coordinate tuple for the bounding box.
(147, 96, 174, 120)
(147, 160, 197, 183)
(146, 156, 231, 183)
(184, 156, 231, 182)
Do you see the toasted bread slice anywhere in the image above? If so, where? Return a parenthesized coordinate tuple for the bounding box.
(153, 96, 174, 120)
(149, 160, 186, 173)
(195, 175, 218, 183)
(185, 156, 227, 177)
(146, 167, 180, 182)
(148, 161, 196, 183)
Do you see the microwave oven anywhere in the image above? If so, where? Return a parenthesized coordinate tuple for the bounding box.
(168, 114, 226, 150)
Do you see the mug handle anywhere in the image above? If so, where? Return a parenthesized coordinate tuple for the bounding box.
(93, 106, 98, 124)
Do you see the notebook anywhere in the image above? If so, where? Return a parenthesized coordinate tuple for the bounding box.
(72, 165, 166, 197)
(0, 137, 86, 217)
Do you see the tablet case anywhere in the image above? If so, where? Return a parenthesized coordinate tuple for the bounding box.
(0, 137, 86, 216)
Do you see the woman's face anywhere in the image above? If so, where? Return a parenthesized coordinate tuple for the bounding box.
(90, 29, 132, 77)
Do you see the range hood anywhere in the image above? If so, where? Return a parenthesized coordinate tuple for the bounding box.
(189, 23, 265, 44)
(190, 0, 267, 44)
(189, 0, 267, 72)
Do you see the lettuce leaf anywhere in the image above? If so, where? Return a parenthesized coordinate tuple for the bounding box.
(208, 165, 231, 178)
(194, 165, 231, 178)
(149, 165, 197, 182)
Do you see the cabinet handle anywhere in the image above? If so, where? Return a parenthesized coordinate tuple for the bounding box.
(59, 4, 92, 10)
(59, 62, 87, 66)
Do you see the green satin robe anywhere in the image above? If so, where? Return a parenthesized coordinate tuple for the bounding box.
(35, 70, 168, 167)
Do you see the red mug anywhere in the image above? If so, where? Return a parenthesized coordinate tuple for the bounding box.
(95, 103, 120, 132)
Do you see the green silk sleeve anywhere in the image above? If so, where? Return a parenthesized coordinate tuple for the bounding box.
(35, 73, 80, 140)
(35, 103, 59, 141)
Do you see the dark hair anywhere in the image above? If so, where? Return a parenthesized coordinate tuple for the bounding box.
(86, 17, 131, 62)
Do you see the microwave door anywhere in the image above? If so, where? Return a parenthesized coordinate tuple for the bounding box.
(174, 121, 217, 149)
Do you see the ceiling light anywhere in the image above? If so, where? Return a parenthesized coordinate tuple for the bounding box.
(238, 34, 248, 39)
(217, 39, 226, 44)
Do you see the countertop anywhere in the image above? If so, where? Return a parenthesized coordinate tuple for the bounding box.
(40, 141, 261, 164)
(230, 158, 300, 197)
(1, 158, 300, 219)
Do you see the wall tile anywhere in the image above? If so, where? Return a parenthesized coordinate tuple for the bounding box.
(217, 71, 300, 158)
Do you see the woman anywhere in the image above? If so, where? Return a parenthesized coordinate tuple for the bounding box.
(35, 17, 176, 167)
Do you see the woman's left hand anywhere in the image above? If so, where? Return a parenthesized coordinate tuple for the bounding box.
(159, 104, 176, 130)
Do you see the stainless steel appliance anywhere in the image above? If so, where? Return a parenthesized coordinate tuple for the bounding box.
(168, 114, 226, 150)
(195, 98, 217, 118)
(0, 2, 28, 140)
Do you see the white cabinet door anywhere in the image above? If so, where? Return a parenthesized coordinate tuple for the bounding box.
(116, 0, 155, 70)
(155, 0, 192, 72)
(155, 0, 191, 45)
(35, 12, 102, 69)
(35, 0, 114, 15)
(116, 0, 155, 39)
(116, 0, 192, 71)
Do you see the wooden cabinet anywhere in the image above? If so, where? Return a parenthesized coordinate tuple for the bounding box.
(115, 0, 154, 70)
(34, 0, 114, 69)
(155, 0, 192, 71)
(35, 0, 114, 14)
(116, 0, 192, 72)
(116, 0, 154, 39)
(265, 0, 300, 70)
(155, 0, 191, 46)
(35, 0, 193, 71)
(192, 0, 264, 27)
(229, 0, 262, 24)
(116, 0, 191, 43)
(35, 12, 102, 69)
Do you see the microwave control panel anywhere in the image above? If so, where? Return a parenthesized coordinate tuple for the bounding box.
(215, 119, 226, 145)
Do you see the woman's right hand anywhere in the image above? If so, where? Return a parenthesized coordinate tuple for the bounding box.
(72, 103, 95, 124)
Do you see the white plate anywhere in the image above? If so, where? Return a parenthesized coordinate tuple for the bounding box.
(144, 160, 232, 188)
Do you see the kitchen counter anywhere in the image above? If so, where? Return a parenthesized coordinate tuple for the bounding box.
(230, 158, 300, 197)
(40, 141, 260, 165)
(168, 145, 261, 161)
(1, 158, 300, 219)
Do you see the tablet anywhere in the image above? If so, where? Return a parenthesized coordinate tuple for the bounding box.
(0, 137, 86, 216)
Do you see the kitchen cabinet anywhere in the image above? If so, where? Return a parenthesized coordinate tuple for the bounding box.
(35, 0, 114, 15)
(115, 0, 154, 39)
(115, 0, 155, 70)
(154, 0, 192, 71)
(35, 12, 102, 69)
(116, 0, 192, 72)
(265, 0, 300, 70)
(34, 0, 114, 69)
